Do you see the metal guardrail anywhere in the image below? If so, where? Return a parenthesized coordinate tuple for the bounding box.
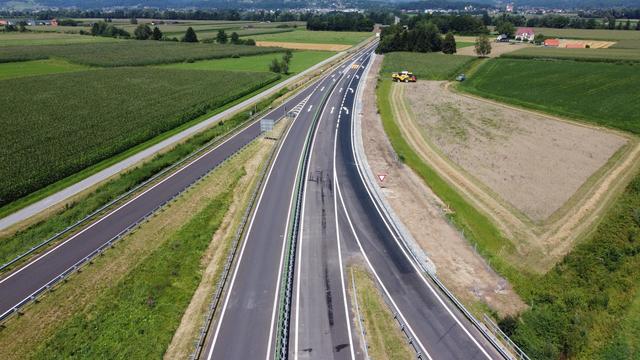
(187, 100, 302, 360)
(484, 314, 531, 360)
(350, 53, 528, 360)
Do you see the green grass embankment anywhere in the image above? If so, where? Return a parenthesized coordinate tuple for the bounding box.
(30, 170, 239, 359)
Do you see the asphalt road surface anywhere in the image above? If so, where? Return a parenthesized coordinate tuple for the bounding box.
(203, 44, 378, 360)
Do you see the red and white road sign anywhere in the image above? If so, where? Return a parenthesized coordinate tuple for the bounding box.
(377, 174, 387, 182)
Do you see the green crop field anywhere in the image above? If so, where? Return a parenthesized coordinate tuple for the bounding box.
(381, 52, 476, 80)
(460, 58, 640, 134)
(0, 68, 278, 206)
(532, 27, 640, 41)
(611, 39, 640, 49)
(161, 50, 334, 74)
(249, 29, 371, 45)
(196, 27, 294, 40)
(503, 46, 640, 62)
(0, 41, 281, 67)
(0, 32, 121, 46)
(0, 59, 89, 80)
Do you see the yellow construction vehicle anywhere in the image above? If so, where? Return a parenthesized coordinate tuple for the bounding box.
(392, 71, 417, 82)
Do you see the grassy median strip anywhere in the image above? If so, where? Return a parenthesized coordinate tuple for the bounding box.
(349, 266, 412, 359)
(376, 78, 526, 287)
(0, 88, 286, 268)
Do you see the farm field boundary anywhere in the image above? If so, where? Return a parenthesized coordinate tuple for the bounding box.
(392, 81, 640, 272)
(503, 47, 640, 63)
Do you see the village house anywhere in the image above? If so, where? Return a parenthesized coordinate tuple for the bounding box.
(515, 27, 535, 42)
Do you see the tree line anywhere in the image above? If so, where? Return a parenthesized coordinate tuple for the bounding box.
(306, 12, 375, 32)
(491, 13, 640, 31)
(377, 22, 458, 54)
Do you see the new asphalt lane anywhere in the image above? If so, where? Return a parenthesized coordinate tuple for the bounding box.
(289, 50, 374, 360)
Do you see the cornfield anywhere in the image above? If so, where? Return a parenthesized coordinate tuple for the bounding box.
(0, 67, 279, 206)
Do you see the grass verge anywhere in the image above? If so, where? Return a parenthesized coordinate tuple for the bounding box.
(349, 266, 413, 359)
(30, 176, 237, 359)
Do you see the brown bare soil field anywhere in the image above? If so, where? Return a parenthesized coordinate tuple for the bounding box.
(362, 56, 525, 315)
(256, 41, 350, 51)
(392, 81, 640, 271)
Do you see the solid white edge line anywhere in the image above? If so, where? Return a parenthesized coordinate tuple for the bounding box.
(335, 179, 433, 360)
(293, 52, 365, 360)
(347, 62, 493, 359)
(206, 89, 304, 360)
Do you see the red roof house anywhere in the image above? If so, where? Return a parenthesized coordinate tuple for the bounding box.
(515, 27, 535, 42)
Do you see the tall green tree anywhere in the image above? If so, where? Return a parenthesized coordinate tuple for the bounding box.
(230, 31, 240, 44)
(496, 21, 515, 37)
(442, 32, 457, 54)
(216, 29, 228, 44)
(474, 34, 492, 57)
(150, 26, 163, 40)
(182, 27, 198, 43)
(134, 24, 152, 40)
(269, 58, 281, 73)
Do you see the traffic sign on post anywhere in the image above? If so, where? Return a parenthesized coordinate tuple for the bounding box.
(260, 118, 275, 132)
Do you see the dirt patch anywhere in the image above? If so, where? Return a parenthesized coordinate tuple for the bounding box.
(455, 38, 532, 57)
(392, 80, 640, 271)
(557, 39, 615, 48)
(405, 81, 626, 222)
(362, 55, 525, 315)
(256, 41, 350, 52)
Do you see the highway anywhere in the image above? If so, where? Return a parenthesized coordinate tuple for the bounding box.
(203, 44, 378, 360)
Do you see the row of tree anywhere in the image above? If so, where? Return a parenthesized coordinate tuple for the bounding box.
(306, 12, 375, 32)
(269, 50, 293, 74)
(377, 22, 457, 54)
(400, 13, 488, 35)
(492, 13, 640, 31)
(207, 29, 257, 45)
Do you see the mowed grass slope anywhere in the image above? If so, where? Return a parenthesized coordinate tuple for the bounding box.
(381, 52, 476, 80)
(161, 50, 334, 74)
(0, 41, 281, 67)
(0, 68, 278, 206)
(460, 58, 640, 134)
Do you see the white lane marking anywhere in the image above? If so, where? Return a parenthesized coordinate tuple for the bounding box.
(335, 181, 433, 360)
(307, 104, 313, 112)
(320, 86, 325, 92)
(348, 88, 354, 94)
(207, 94, 305, 359)
(345, 64, 493, 359)
(294, 49, 365, 360)
(347, 74, 351, 78)
(339, 87, 343, 93)
(342, 107, 349, 115)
